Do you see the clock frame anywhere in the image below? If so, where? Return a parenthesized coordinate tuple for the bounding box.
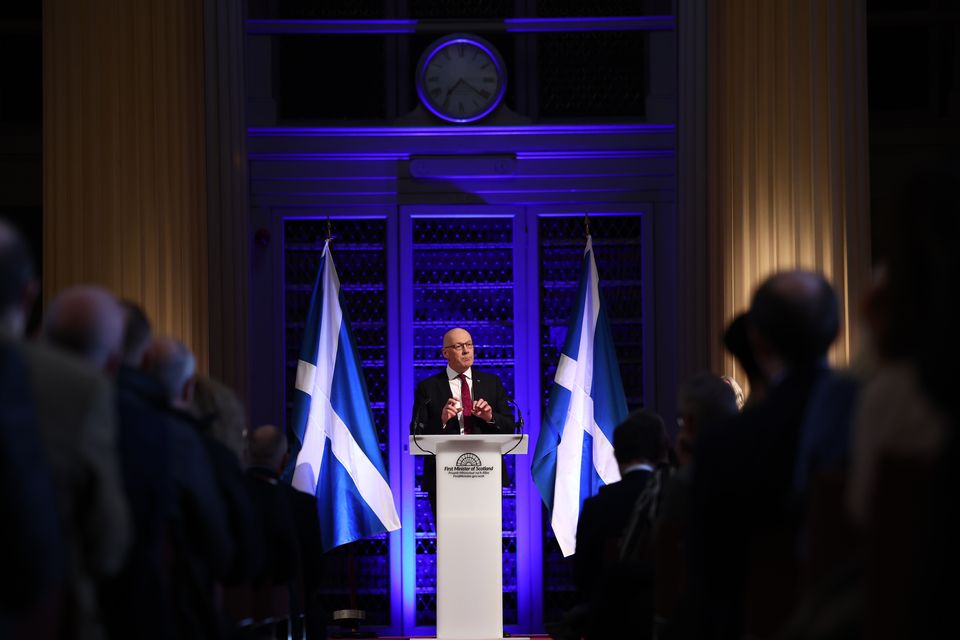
(415, 34, 507, 124)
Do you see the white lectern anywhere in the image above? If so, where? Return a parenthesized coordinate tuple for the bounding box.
(410, 434, 528, 640)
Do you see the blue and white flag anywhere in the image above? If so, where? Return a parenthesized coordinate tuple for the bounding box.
(531, 236, 629, 557)
(290, 240, 401, 551)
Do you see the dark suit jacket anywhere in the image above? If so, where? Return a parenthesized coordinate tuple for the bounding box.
(244, 467, 301, 587)
(412, 368, 516, 435)
(117, 368, 233, 639)
(688, 364, 830, 639)
(20, 341, 131, 640)
(287, 483, 326, 639)
(574, 468, 654, 600)
(0, 340, 64, 619)
(411, 369, 516, 510)
(192, 424, 265, 585)
(574, 468, 656, 640)
(100, 367, 178, 640)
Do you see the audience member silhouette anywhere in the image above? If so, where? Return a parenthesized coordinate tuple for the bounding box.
(688, 270, 839, 639)
(0, 344, 67, 638)
(655, 374, 739, 631)
(43, 287, 178, 640)
(118, 299, 151, 368)
(573, 409, 668, 640)
(243, 424, 301, 590)
(843, 170, 960, 640)
(722, 312, 768, 407)
(900, 173, 960, 640)
(0, 222, 66, 638)
(0, 223, 131, 640)
(245, 426, 327, 639)
(125, 334, 232, 639)
(193, 374, 248, 460)
(145, 338, 264, 596)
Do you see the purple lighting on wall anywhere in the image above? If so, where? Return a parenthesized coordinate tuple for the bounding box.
(248, 124, 675, 137)
(246, 19, 416, 34)
(245, 16, 675, 35)
(504, 16, 675, 32)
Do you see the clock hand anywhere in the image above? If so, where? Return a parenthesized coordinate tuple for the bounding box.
(461, 80, 490, 98)
(443, 78, 465, 109)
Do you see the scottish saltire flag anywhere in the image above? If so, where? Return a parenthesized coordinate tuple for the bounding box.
(531, 235, 629, 557)
(289, 240, 401, 551)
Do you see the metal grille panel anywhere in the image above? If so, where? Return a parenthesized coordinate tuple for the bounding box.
(538, 32, 648, 118)
(537, 0, 672, 15)
(409, 0, 513, 19)
(251, 0, 386, 19)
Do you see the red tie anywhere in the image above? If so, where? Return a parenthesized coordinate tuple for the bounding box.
(459, 373, 473, 433)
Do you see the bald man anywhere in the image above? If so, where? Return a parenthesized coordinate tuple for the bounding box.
(122, 334, 235, 638)
(43, 286, 182, 640)
(244, 424, 326, 638)
(21, 285, 131, 638)
(146, 336, 264, 593)
(411, 327, 516, 516)
(42, 286, 126, 372)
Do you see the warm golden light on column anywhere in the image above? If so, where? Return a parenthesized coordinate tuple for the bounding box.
(43, 0, 209, 372)
(707, 0, 872, 384)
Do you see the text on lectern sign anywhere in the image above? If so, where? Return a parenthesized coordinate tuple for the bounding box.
(443, 452, 495, 478)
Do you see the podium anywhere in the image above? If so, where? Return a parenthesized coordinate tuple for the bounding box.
(410, 434, 528, 640)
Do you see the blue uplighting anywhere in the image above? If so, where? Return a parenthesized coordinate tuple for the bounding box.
(248, 124, 675, 137)
(245, 16, 675, 35)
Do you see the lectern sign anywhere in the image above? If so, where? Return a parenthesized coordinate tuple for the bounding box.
(410, 434, 529, 640)
(444, 452, 495, 478)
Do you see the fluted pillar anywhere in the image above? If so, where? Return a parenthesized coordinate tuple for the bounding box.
(44, 0, 210, 370)
(203, 0, 251, 406)
(707, 0, 872, 381)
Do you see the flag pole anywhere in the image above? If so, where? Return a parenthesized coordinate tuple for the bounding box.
(584, 212, 590, 238)
(330, 541, 372, 638)
(290, 230, 396, 637)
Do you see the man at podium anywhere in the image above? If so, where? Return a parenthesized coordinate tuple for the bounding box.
(411, 327, 516, 515)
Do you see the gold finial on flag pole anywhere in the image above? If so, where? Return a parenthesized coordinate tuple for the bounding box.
(584, 212, 590, 238)
(326, 217, 333, 244)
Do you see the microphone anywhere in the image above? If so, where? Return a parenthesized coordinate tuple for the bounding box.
(506, 397, 524, 434)
(412, 398, 434, 456)
(410, 398, 426, 434)
(504, 397, 525, 456)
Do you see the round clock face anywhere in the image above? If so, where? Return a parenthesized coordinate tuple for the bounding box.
(416, 35, 507, 123)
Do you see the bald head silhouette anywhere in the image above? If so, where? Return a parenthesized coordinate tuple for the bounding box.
(748, 270, 839, 371)
(245, 424, 288, 473)
(143, 336, 196, 407)
(42, 286, 126, 373)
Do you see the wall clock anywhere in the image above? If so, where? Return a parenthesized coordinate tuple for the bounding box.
(415, 34, 507, 124)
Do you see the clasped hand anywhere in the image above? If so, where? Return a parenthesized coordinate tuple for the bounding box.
(442, 397, 494, 423)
